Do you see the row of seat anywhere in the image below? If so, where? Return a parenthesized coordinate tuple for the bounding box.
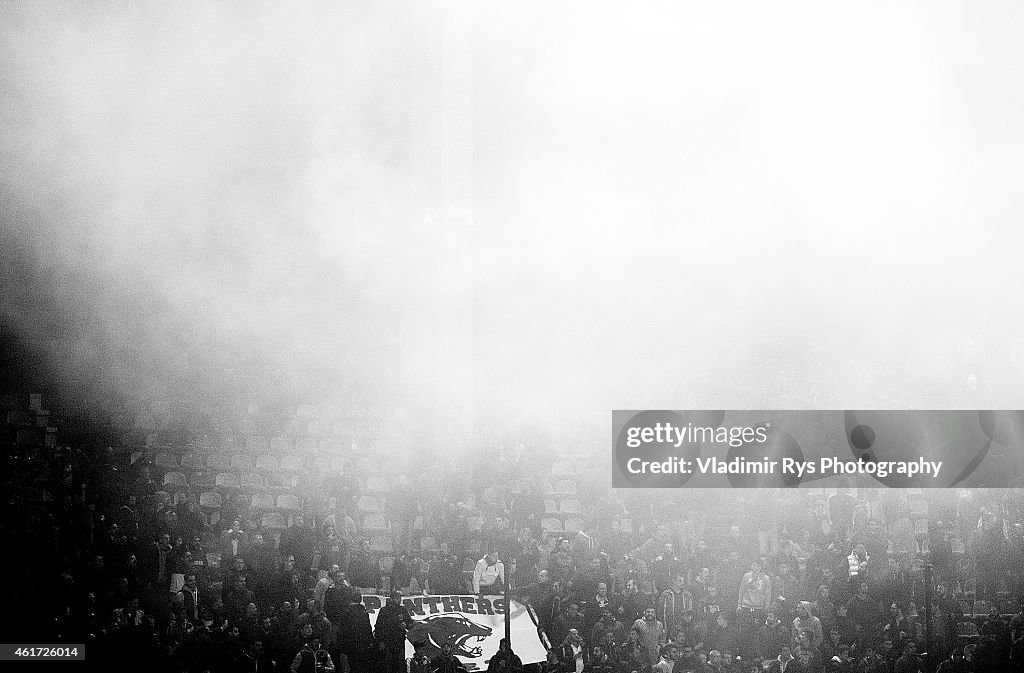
(544, 498, 584, 515)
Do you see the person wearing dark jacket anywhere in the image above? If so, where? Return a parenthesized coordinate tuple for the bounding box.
(334, 588, 375, 673)
(374, 590, 412, 673)
(486, 638, 523, 673)
(432, 641, 468, 673)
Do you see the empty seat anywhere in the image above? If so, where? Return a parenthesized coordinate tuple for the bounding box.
(256, 454, 279, 471)
(280, 454, 305, 472)
(261, 512, 287, 530)
(909, 499, 929, 518)
(363, 514, 390, 531)
(551, 480, 577, 494)
(270, 435, 293, 453)
(466, 516, 483, 532)
(541, 517, 564, 532)
(245, 436, 270, 454)
(199, 491, 223, 509)
(973, 601, 992, 617)
(564, 518, 584, 533)
(544, 500, 559, 514)
(154, 452, 178, 469)
(180, 454, 204, 469)
(215, 472, 241, 489)
(163, 471, 188, 488)
(551, 460, 576, 477)
(357, 496, 380, 513)
(356, 457, 379, 475)
(207, 453, 230, 471)
(240, 473, 265, 489)
(956, 621, 979, 637)
(914, 519, 929, 536)
(277, 494, 301, 511)
(251, 493, 275, 510)
(365, 476, 389, 493)
(369, 535, 394, 553)
(266, 473, 289, 490)
(230, 454, 254, 471)
(560, 499, 583, 515)
(296, 437, 319, 453)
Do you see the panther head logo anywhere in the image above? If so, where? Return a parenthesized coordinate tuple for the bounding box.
(407, 613, 493, 659)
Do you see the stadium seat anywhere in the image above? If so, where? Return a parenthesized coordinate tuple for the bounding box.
(154, 452, 178, 469)
(956, 621, 979, 638)
(163, 472, 188, 488)
(973, 601, 993, 617)
(199, 491, 222, 509)
(365, 476, 389, 494)
(198, 435, 215, 452)
(296, 437, 319, 453)
(230, 454, 254, 471)
(180, 454, 204, 469)
(369, 536, 394, 553)
(192, 470, 216, 489)
(619, 518, 634, 533)
(560, 499, 583, 515)
(207, 453, 230, 471)
(277, 494, 301, 511)
(240, 473, 265, 489)
(420, 537, 438, 552)
(357, 457, 379, 475)
(542, 517, 564, 532)
(255, 454, 279, 472)
(266, 473, 289, 490)
(466, 516, 483, 532)
(270, 435, 293, 454)
(909, 499, 928, 519)
(357, 496, 380, 513)
(363, 514, 390, 531)
(551, 460, 576, 477)
(246, 436, 270, 454)
(280, 454, 305, 472)
(914, 519, 929, 536)
(564, 518, 584, 533)
(544, 500, 559, 514)
(261, 512, 287, 530)
(251, 493, 275, 510)
(329, 456, 346, 472)
(290, 474, 311, 490)
(951, 538, 966, 554)
(215, 472, 241, 489)
(551, 480, 577, 495)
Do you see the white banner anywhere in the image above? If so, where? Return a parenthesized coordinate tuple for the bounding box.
(362, 595, 548, 669)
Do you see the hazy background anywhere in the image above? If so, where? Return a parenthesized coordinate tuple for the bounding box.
(3, 1, 1024, 446)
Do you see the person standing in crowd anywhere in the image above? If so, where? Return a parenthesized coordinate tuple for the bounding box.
(374, 590, 411, 673)
(660, 573, 694, 634)
(632, 607, 666, 667)
(432, 641, 468, 673)
(738, 558, 772, 621)
(557, 628, 588, 673)
(487, 638, 523, 673)
(473, 550, 505, 595)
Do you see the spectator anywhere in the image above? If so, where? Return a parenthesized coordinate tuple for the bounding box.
(472, 550, 505, 596)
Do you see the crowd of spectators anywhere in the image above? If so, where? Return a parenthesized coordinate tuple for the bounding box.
(3, 395, 1024, 672)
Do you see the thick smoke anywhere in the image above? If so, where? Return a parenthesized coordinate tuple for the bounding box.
(2, 2, 1024, 445)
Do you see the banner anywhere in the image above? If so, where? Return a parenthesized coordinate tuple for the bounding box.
(612, 410, 1024, 488)
(362, 595, 548, 669)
